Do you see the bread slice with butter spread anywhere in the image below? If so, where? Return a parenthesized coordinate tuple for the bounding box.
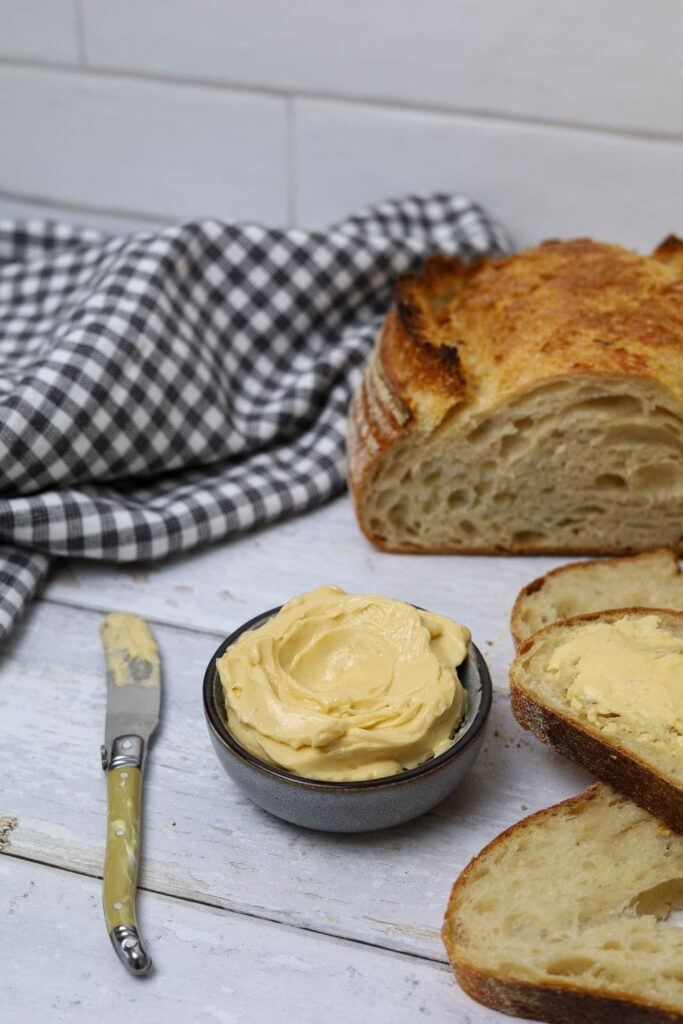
(510, 608, 683, 832)
(443, 783, 683, 1024)
(511, 548, 683, 647)
(348, 237, 683, 554)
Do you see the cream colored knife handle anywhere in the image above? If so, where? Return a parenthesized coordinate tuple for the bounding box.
(103, 735, 152, 975)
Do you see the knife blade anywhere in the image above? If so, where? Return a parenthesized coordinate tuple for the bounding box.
(100, 612, 161, 976)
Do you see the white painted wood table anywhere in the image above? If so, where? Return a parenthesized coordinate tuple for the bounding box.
(2, 494, 592, 1023)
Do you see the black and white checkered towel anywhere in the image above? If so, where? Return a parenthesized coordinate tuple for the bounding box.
(0, 194, 509, 642)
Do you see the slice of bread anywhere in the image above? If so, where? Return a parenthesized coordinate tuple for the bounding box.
(510, 608, 683, 832)
(443, 783, 683, 1024)
(348, 236, 683, 554)
(511, 549, 683, 647)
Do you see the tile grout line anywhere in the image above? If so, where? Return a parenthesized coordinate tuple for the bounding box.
(73, 0, 87, 67)
(0, 187, 175, 228)
(0, 846, 449, 969)
(1, 55, 683, 147)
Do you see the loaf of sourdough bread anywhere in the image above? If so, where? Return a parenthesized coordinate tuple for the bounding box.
(511, 548, 683, 646)
(348, 237, 683, 553)
(510, 607, 683, 832)
(443, 784, 683, 1024)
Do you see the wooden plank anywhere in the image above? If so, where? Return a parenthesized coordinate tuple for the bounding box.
(0, 596, 589, 962)
(2, 857, 511, 1024)
(44, 495, 564, 695)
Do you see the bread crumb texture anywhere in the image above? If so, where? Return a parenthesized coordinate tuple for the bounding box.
(512, 550, 683, 645)
(444, 785, 683, 1013)
(350, 238, 683, 554)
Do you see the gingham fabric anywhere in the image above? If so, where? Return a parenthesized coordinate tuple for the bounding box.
(0, 194, 510, 641)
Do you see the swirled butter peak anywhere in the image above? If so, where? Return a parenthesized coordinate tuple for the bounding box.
(216, 585, 470, 782)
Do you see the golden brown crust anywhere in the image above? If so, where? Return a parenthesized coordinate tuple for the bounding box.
(510, 607, 683, 832)
(348, 238, 683, 553)
(442, 784, 683, 1024)
(509, 549, 681, 648)
(451, 960, 681, 1024)
(347, 331, 413, 546)
(653, 234, 683, 276)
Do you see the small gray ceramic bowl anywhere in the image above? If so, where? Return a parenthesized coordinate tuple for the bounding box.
(203, 607, 492, 833)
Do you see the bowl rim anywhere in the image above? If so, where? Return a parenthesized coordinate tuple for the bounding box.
(203, 605, 492, 792)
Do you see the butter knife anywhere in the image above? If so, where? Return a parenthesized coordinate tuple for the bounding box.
(99, 613, 161, 976)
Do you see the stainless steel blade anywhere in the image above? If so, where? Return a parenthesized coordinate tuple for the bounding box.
(101, 613, 161, 758)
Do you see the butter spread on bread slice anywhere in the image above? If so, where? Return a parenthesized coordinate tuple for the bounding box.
(443, 784, 683, 1024)
(348, 237, 683, 554)
(511, 548, 683, 647)
(510, 608, 683, 832)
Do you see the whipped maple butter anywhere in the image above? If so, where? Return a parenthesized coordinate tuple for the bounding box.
(547, 615, 683, 747)
(217, 585, 470, 781)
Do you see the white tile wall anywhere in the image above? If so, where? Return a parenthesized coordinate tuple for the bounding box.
(0, 0, 80, 64)
(294, 100, 683, 249)
(0, 1, 681, 243)
(0, 66, 288, 223)
(0, 194, 166, 233)
(81, 0, 683, 137)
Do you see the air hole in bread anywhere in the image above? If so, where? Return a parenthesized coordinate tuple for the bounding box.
(500, 432, 525, 456)
(594, 473, 628, 491)
(630, 939, 659, 953)
(375, 488, 396, 510)
(447, 489, 469, 510)
(459, 520, 476, 536)
(569, 395, 643, 416)
(422, 468, 442, 486)
(606, 425, 683, 449)
(654, 405, 683, 424)
(546, 956, 594, 977)
(631, 878, 683, 920)
(388, 500, 406, 526)
(554, 598, 583, 619)
(513, 530, 547, 544)
(503, 912, 537, 936)
(467, 421, 494, 444)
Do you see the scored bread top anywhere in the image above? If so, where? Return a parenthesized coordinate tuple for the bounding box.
(379, 237, 683, 432)
(347, 236, 683, 555)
